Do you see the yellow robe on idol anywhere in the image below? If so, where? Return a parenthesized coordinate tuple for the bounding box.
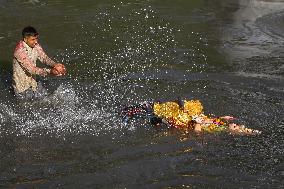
(153, 100, 203, 128)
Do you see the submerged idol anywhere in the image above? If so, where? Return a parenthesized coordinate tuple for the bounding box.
(121, 99, 261, 135)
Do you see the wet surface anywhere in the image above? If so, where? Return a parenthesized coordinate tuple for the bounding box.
(0, 0, 283, 188)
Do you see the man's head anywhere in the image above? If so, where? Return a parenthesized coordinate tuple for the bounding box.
(22, 26, 39, 48)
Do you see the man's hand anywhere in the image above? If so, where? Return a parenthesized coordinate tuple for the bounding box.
(50, 63, 67, 76)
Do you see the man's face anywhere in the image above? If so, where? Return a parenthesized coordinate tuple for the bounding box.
(24, 35, 38, 48)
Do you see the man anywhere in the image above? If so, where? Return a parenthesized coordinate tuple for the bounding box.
(12, 26, 66, 99)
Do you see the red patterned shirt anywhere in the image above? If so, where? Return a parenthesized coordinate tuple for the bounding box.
(12, 40, 56, 93)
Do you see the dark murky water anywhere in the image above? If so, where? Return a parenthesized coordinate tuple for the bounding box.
(0, 0, 283, 188)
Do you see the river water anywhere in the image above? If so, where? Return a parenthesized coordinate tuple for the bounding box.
(0, 0, 283, 188)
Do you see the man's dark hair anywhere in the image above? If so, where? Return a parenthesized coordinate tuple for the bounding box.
(22, 26, 38, 38)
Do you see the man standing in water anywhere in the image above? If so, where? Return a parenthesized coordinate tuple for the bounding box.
(12, 26, 66, 99)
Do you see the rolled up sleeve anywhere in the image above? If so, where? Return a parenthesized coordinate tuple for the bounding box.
(36, 44, 56, 67)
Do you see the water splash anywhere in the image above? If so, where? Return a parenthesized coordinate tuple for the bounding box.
(0, 3, 208, 137)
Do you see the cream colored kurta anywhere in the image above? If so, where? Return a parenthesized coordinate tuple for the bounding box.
(12, 41, 56, 93)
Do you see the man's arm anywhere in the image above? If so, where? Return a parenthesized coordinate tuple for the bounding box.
(14, 48, 48, 76)
(36, 44, 56, 67)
